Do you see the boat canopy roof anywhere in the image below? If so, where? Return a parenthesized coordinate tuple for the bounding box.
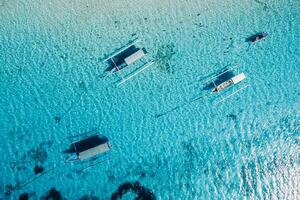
(124, 49, 145, 65)
(72, 134, 111, 160)
(231, 73, 246, 84)
(78, 143, 110, 160)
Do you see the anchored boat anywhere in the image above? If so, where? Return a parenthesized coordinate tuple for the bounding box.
(212, 73, 246, 93)
(65, 133, 111, 162)
(103, 38, 154, 84)
(204, 65, 249, 104)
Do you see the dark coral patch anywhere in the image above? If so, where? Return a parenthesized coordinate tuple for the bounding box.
(34, 165, 44, 174)
(111, 181, 156, 200)
(4, 184, 16, 196)
(155, 43, 176, 74)
(54, 116, 61, 123)
(140, 171, 146, 178)
(18, 192, 29, 200)
(227, 114, 237, 121)
(43, 187, 63, 200)
(27, 147, 48, 164)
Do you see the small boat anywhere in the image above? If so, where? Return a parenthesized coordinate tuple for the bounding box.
(246, 32, 268, 43)
(110, 48, 147, 73)
(102, 39, 154, 84)
(212, 73, 246, 93)
(66, 134, 111, 162)
(103, 39, 151, 73)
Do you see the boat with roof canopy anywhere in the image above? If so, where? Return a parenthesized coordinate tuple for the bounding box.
(102, 38, 154, 85)
(65, 131, 111, 162)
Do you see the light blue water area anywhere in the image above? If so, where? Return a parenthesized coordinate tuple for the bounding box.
(0, 0, 299, 199)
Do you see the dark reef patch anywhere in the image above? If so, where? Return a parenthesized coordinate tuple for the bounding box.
(18, 192, 29, 200)
(27, 146, 48, 164)
(42, 187, 64, 200)
(194, 22, 204, 28)
(59, 53, 68, 61)
(34, 165, 44, 174)
(155, 43, 176, 74)
(181, 140, 199, 178)
(4, 184, 16, 196)
(111, 181, 156, 200)
(139, 171, 147, 178)
(10, 141, 52, 172)
(106, 170, 116, 182)
(226, 114, 237, 121)
(54, 116, 61, 123)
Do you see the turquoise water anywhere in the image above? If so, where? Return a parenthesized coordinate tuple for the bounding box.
(0, 0, 299, 199)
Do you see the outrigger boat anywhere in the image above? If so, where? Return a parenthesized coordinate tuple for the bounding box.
(154, 66, 249, 117)
(103, 38, 154, 84)
(65, 133, 111, 162)
(207, 65, 249, 104)
(212, 73, 246, 92)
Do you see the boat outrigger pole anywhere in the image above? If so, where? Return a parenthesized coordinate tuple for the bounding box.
(118, 61, 154, 85)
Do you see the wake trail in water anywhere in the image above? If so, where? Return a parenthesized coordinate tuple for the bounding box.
(155, 93, 212, 118)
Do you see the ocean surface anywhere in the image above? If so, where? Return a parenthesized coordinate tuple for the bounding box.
(0, 0, 299, 199)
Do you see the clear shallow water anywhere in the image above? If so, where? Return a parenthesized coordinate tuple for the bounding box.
(0, 0, 299, 199)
